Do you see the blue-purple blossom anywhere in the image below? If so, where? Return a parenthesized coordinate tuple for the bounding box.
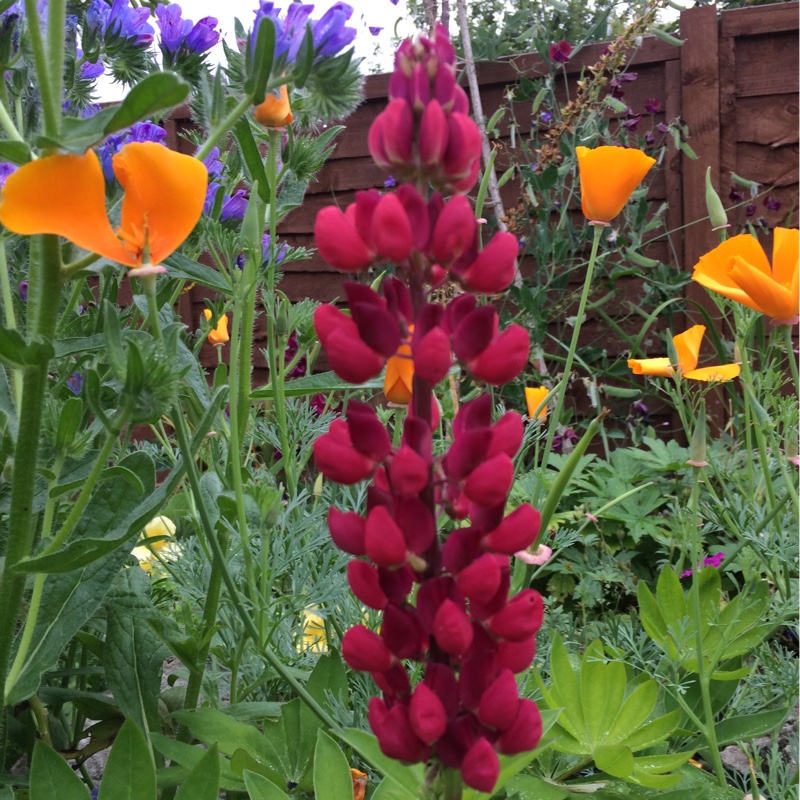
(220, 189, 248, 222)
(186, 16, 220, 54)
(67, 372, 83, 395)
(539, 111, 553, 124)
(0, 161, 17, 187)
(204, 181, 222, 215)
(202, 147, 223, 181)
(383, 175, 395, 188)
(312, 2, 356, 56)
(234, 233, 288, 268)
(18, 280, 27, 301)
(369, 26, 382, 35)
(97, 121, 167, 182)
(88, 0, 154, 46)
(155, 4, 219, 56)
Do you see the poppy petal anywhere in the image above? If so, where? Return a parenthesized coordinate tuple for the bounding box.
(771, 226, 799, 288)
(684, 363, 740, 382)
(114, 142, 208, 266)
(576, 146, 656, 223)
(627, 357, 673, 376)
(524, 387, 548, 419)
(691, 233, 771, 306)
(384, 354, 414, 404)
(730, 256, 798, 320)
(0, 151, 134, 264)
(673, 324, 704, 373)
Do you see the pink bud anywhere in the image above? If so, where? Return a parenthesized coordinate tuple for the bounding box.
(497, 699, 543, 755)
(443, 113, 482, 179)
(395, 496, 436, 555)
(419, 99, 448, 166)
(460, 231, 519, 294)
(497, 635, 537, 674)
(347, 560, 388, 609)
(389, 446, 429, 495)
(433, 598, 474, 655)
(463, 453, 514, 508)
(379, 564, 414, 604)
(478, 669, 520, 730)
(461, 737, 500, 793)
(442, 527, 482, 574)
(382, 604, 426, 659)
(489, 589, 544, 641)
(444, 429, 491, 480)
(410, 63, 430, 111)
(313, 420, 375, 484)
(468, 324, 530, 385)
(353, 190, 381, 249)
(412, 326, 452, 384)
(346, 283, 402, 358)
(370, 700, 428, 763)
(368, 115, 391, 167)
(373, 663, 411, 702)
(381, 99, 414, 165)
(416, 576, 454, 634)
(456, 553, 501, 603)
(450, 158, 481, 193)
(424, 663, 460, 717)
(342, 625, 393, 672)
(365, 506, 407, 567)
(482, 504, 541, 555)
(432, 195, 477, 265)
(433, 65, 457, 110)
(437, 716, 477, 769)
(488, 412, 524, 458)
(451, 85, 469, 115)
(314, 206, 373, 271)
(409, 682, 448, 744)
(328, 507, 366, 555)
(347, 400, 392, 462)
(373, 193, 414, 263)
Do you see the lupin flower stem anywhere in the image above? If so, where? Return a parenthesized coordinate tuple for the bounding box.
(541, 222, 604, 471)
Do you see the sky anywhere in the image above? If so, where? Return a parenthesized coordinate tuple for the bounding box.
(96, 0, 415, 100)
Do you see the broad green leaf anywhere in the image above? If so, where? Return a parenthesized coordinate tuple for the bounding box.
(313, 729, 352, 800)
(263, 698, 318, 792)
(233, 116, 270, 204)
(0, 140, 31, 164)
(151, 734, 245, 792)
(171, 708, 274, 764)
(338, 729, 422, 797)
(98, 718, 156, 800)
(580, 640, 626, 746)
(163, 252, 230, 293)
(30, 741, 91, 800)
(35, 107, 118, 152)
(594, 744, 635, 779)
(105, 72, 190, 134)
(688, 566, 721, 633)
(372, 777, 421, 800)
(230, 748, 285, 790)
(656, 567, 686, 628)
(103, 569, 169, 734)
(708, 708, 788, 747)
(547, 633, 584, 740)
(224, 702, 283, 722)
(174, 743, 221, 800)
(619, 709, 680, 751)
(243, 770, 291, 800)
(251, 371, 385, 399)
(306, 650, 349, 712)
(503, 774, 569, 800)
(637, 581, 670, 653)
(604, 680, 658, 746)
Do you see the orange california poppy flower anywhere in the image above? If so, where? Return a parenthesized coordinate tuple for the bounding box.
(203, 308, 230, 346)
(576, 145, 656, 224)
(350, 769, 368, 800)
(524, 386, 549, 420)
(384, 336, 413, 405)
(254, 85, 293, 128)
(691, 228, 799, 323)
(0, 142, 207, 272)
(628, 324, 740, 382)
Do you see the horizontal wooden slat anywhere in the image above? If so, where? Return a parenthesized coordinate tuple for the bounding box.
(735, 32, 799, 98)
(735, 94, 799, 146)
(721, 1, 798, 36)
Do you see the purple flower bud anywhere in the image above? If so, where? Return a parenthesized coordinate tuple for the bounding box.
(539, 111, 553, 124)
(312, 2, 357, 57)
(548, 40, 572, 63)
(384, 175, 396, 188)
(369, 26, 382, 36)
(67, 371, 83, 395)
(105, 0, 155, 46)
(645, 132, 655, 145)
(186, 16, 220, 54)
(18, 279, 27, 301)
(155, 3, 192, 55)
(220, 189, 248, 222)
(764, 195, 781, 211)
(81, 60, 104, 79)
(657, 123, 669, 134)
(621, 113, 642, 132)
(729, 189, 744, 202)
(643, 97, 661, 114)
(202, 147, 223, 182)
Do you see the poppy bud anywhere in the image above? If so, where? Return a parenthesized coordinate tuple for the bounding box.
(497, 699, 543, 755)
(342, 625, 393, 672)
(456, 553, 501, 603)
(467, 324, 530, 385)
(389, 445, 429, 495)
(488, 590, 544, 641)
(482, 504, 541, 555)
(433, 598, 474, 655)
(314, 420, 375, 484)
(373, 193, 414, 263)
(459, 231, 519, 294)
(461, 737, 500, 793)
(328, 507, 366, 555)
(314, 206, 374, 271)
(365, 506, 407, 567)
(253, 84, 293, 128)
(347, 560, 388, 609)
(463, 453, 514, 508)
(409, 682, 448, 744)
(477, 669, 520, 730)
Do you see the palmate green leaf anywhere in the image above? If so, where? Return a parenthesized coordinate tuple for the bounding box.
(546, 634, 585, 740)
(580, 640, 626, 747)
(174, 743, 221, 800)
(619, 709, 681, 751)
(98, 718, 156, 800)
(637, 581, 673, 656)
(503, 774, 570, 800)
(594, 744, 635, 779)
(263, 698, 319, 792)
(30, 741, 91, 800)
(313, 730, 352, 800)
(103, 568, 169, 734)
(603, 681, 658, 747)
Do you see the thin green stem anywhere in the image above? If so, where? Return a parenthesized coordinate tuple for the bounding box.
(783, 324, 799, 391)
(541, 224, 603, 469)
(142, 274, 164, 345)
(23, 0, 59, 139)
(195, 94, 254, 163)
(0, 238, 22, 408)
(61, 252, 102, 281)
(57, 279, 86, 336)
(46, 0, 66, 132)
(0, 96, 22, 141)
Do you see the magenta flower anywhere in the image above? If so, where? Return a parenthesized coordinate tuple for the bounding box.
(548, 40, 572, 63)
(680, 552, 725, 578)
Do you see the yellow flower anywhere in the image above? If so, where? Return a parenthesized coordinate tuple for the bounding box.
(691, 228, 799, 323)
(0, 142, 207, 274)
(628, 324, 740, 382)
(384, 337, 413, 405)
(132, 515, 177, 573)
(524, 386, 549, 420)
(254, 85, 293, 128)
(203, 308, 230, 345)
(576, 145, 656, 224)
(300, 609, 328, 654)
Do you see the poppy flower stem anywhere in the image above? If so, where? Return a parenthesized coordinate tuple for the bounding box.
(142, 273, 164, 345)
(782, 324, 800, 390)
(541, 222, 604, 470)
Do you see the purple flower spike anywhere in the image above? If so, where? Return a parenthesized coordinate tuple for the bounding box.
(548, 40, 572, 63)
(643, 97, 661, 115)
(104, 0, 155, 46)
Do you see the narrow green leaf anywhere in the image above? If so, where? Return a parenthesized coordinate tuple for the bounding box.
(0, 140, 31, 164)
(251, 370, 385, 399)
(547, 633, 585, 742)
(30, 741, 91, 800)
(594, 744, 635, 779)
(233, 116, 270, 203)
(174, 743, 221, 800)
(98, 718, 156, 800)
(337, 729, 422, 797)
(633, 751, 694, 774)
(656, 567, 686, 629)
(580, 640, 626, 747)
(247, 16, 276, 104)
(619, 709, 681, 751)
(711, 708, 788, 747)
(604, 680, 658, 747)
(105, 72, 191, 134)
(313, 730, 352, 800)
(163, 252, 231, 293)
(243, 770, 291, 800)
(503, 774, 569, 800)
(637, 581, 670, 653)
(151, 734, 245, 792)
